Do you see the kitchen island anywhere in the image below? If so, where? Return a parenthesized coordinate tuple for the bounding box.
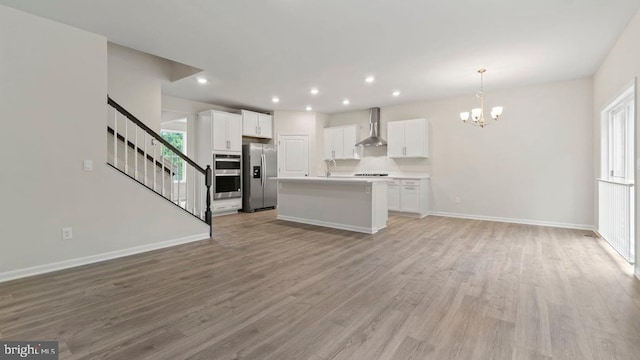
(275, 177, 388, 234)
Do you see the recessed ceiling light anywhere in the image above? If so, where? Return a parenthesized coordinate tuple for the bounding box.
(310, 88, 319, 95)
(196, 77, 208, 84)
(272, 97, 280, 103)
(306, 106, 312, 111)
(365, 76, 375, 83)
(342, 99, 350, 105)
(392, 90, 400, 97)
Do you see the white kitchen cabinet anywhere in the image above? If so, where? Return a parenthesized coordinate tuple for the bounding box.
(227, 114, 242, 151)
(212, 114, 228, 152)
(195, 113, 213, 167)
(387, 118, 428, 158)
(324, 125, 361, 160)
(341, 125, 360, 160)
(197, 110, 242, 162)
(400, 184, 420, 213)
(387, 177, 429, 217)
(212, 111, 241, 152)
(387, 179, 401, 211)
(213, 198, 242, 216)
(242, 110, 273, 139)
(257, 113, 273, 138)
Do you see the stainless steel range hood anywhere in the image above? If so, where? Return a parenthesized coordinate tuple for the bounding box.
(355, 107, 387, 147)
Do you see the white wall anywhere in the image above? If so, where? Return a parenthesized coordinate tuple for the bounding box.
(327, 109, 422, 175)
(324, 78, 594, 228)
(162, 95, 239, 163)
(108, 43, 175, 132)
(593, 9, 640, 277)
(0, 5, 208, 278)
(273, 111, 327, 176)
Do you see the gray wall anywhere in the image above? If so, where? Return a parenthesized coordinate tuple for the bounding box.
(0, 5, 207, 277)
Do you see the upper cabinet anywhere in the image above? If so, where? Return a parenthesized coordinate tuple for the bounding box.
(198, 110, 242, 159)
(387, 118, 428, 158)
(324, 125, 361, 160)
(242, 110, 273, 139)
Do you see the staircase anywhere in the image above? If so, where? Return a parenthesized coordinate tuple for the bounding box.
(106, 96, 212, 236)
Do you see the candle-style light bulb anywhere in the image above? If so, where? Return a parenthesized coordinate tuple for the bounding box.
(471, 108, 482, 121)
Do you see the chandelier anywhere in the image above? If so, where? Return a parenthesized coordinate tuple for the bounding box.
(459, 69, 503, 128)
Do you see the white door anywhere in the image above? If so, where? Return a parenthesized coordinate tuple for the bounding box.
(401, 185, 420, 213)
(404, 119, 427, 157)
(242, 110, 258, 137)
(227, 114, 242, 152)
(212, 113, 228, 151)
(387, 121, 404, 157)
(342, 125, 358, 159)
(323, 128, 334, 160)
(258, 114, 273, 139)
(332, 128, 345, 159)
(387, 184, 401, 211)
(278, 134, 309, 177)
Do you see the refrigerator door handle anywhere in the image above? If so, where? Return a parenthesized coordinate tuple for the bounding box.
(261, 154, 266, 188)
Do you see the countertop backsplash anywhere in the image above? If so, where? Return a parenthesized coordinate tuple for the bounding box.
(321, 151, 429, 176)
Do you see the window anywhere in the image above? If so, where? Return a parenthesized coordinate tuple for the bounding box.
(609, 104, 630, 179)
(160, 130, 187, 182)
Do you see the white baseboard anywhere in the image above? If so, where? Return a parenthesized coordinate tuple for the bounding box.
(277, 215, 384, 234)
(0, 233, 209, 283)
(430, 211, 595, 231)
(389, 210, 428, 219)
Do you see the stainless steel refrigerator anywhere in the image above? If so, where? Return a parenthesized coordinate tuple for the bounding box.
(242, 143, 277, 212)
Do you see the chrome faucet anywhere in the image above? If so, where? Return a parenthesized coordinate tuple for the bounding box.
(325, 159, 337, 177)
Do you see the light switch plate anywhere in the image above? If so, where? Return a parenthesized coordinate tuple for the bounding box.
(83, 160, 93, 171)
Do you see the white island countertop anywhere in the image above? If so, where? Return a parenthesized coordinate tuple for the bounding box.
(274, 176, 390, 184)
(327, 174, 431, 179)
(275, 176, 388, 234)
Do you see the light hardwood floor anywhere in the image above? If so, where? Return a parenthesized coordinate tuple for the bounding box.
(1, 211, 640, 359)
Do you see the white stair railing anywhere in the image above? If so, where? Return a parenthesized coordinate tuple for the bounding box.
(598, 179, 635, 262)
(106, 97, 212, 236)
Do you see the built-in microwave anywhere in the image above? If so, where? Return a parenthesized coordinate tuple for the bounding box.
(214, 154, 241, 171)
(213, 154, 241, 199)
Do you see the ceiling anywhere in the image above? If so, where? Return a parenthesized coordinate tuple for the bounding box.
(2, 0, 639, 114)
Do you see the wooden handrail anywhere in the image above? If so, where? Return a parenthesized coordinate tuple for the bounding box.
(107, 126, 173, 175)
(108, 96, 205, 174)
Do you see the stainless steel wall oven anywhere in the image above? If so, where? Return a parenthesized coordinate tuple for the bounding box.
(213, 154, 241, 199)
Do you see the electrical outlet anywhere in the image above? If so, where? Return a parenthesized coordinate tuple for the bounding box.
(62, 227, 73, 240)
(83, 160, 93, 171)
(455, 196, 461, 203)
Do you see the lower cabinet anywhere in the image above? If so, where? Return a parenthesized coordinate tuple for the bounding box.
(387, 178, 429, 217)
(387, 181, 401, 211)
(213, 198, 242, 216)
